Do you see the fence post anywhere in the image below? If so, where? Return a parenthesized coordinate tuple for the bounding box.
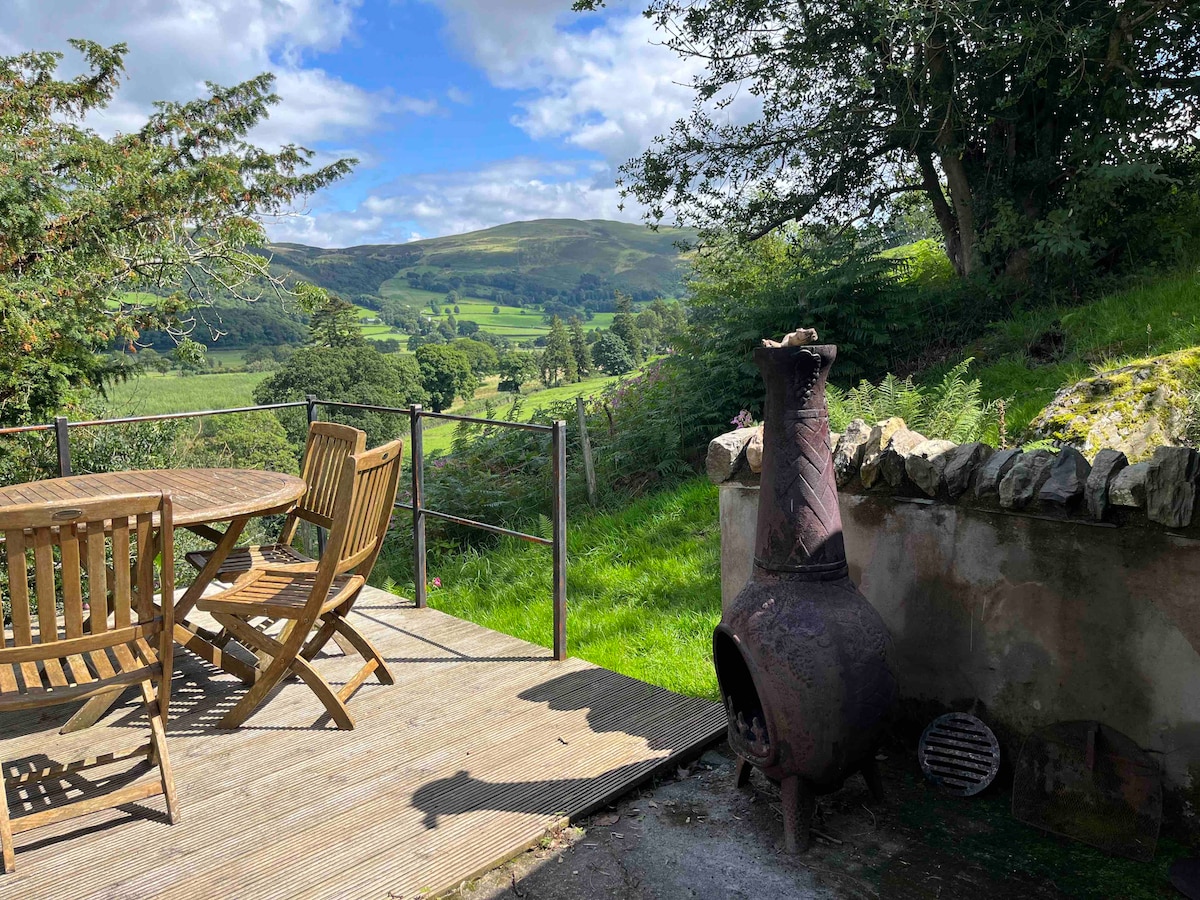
(552, 419, 567, 660)
(54, 416, 72, 477)
(575, 396, 597, 506)
(411, 404, 427, 609)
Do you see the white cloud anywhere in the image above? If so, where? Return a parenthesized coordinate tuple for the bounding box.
(0, 0, 431, 150)
(430, 1, 702, 162)
(265, 156, 640, 246)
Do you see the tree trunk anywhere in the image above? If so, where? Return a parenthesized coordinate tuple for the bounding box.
(917, 150, 967, 277)
(939, 151, 979, 277)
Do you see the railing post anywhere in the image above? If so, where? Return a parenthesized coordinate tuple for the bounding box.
(305, 395, 326, 555)
(552, 419, 567, 660)
(411, 404, 427, 609)
(54, 416, 72, 477)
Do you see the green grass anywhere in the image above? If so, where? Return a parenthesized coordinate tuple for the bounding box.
(103, 371, 271, 415)
(377, 477, 722, 698)
(932, 267, 1200, 435)
(204, 349, 248, 367)
(419, 370, 626, 456)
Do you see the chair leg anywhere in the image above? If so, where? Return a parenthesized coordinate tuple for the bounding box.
(60, 686, 127, 734)
(299, 619, 338, 662)
(323, 613, 395, 686)
(285, 654, 355, 731)
(140, 681, 180, 825)
(211, 614, 299, 730)
(0, 776, 13, 874)
(216, 613, 355, 730)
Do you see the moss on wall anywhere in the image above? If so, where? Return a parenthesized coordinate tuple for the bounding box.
(1029, 349, 1200, 461)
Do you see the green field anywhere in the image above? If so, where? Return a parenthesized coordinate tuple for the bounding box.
(420, 299, 615, 342)
(205, 349, 249, 367)
(419, 370, 625, 456)
(104, 371, 270, 415)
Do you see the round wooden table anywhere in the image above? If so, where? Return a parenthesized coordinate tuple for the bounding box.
(0, 468, 306, 528)
(0, 468, 307, 698)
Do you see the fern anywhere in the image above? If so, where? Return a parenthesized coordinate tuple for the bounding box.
(828, 358, 1005, 444)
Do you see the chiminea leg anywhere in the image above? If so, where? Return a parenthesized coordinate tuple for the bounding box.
(861, 756, 885, 802)
(780, 776, 815, 853)
(735, 755, 752, 788)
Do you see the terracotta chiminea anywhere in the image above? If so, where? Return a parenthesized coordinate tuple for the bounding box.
(714, 341, 898, 852)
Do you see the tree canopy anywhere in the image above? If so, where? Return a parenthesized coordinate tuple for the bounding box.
(415, 344, 477, 412)
(0, 40, 352, 425)
(308, 296, 364, 348)
(578, 0, 1200, 277)
(592, 332, 636, 376)
(254, 346, 426, 443)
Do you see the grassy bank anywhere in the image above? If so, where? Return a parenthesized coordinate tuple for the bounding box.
(958, 268, 1200, 435)
(376, 477, 722, 698)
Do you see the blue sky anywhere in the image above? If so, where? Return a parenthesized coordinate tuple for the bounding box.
(0, 0, 702, 246)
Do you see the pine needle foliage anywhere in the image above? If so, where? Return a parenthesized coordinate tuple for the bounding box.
(828, 359, 1004, 444)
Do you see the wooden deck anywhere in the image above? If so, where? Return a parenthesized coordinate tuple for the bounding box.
(1, 587, 726, 899)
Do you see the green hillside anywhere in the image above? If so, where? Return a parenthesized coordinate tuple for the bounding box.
(265, 218, 695, 312)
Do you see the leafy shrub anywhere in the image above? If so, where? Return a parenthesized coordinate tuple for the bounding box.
(828, 359, 1005, 444)
(193, 412, 299, 473)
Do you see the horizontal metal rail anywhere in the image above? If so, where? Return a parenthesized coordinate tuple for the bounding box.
(0, 402, 308, 436)
(315, 400, 553, 433)
(68, 401, 307, 428)
(394, 502, 552, 546)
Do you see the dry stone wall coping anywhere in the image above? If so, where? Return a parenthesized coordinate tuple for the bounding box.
(705, 416, 1200, 531)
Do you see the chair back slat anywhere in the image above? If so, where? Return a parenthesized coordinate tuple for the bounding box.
(287, 423, 366, 534)
(33, 528, 57, 643)
(59, 527, 85, 639)
(5, 528, 41, 687)
(111, 518, 132, 629)
(86, 520, 110, 633)
(135, 513, 156, 623)
(334, 440, 404, 576)
(0, 493, 172, 663)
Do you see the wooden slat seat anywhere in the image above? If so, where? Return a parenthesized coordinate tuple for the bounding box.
(200, 571, 364, 619)
(184, 542, 313, 580)
(186, 422, 365, 583)
(197, 439, 404, 730)
(0, 492, 180, 874)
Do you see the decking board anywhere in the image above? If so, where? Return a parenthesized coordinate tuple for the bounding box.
(1, 588, 726, 899)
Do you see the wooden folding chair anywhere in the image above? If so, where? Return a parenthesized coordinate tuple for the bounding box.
(196, 439, 403, 730)
(0, 492, 179, 873)
(185, 421, 366, 583)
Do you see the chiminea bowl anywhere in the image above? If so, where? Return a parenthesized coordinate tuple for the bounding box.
(714, 343, 897, 852)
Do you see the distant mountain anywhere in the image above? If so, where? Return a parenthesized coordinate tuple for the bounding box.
(265, 219, 697, 313)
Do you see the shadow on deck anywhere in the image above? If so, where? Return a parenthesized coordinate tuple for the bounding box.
(1, 586, 726, 900)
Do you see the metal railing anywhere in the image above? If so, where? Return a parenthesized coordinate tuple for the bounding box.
(0, 398, 570, 660)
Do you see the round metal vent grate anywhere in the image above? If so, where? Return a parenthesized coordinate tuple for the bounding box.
(918, 712, 1001, 796)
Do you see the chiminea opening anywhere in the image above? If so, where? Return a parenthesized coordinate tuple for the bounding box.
(714, 629, 772, 764)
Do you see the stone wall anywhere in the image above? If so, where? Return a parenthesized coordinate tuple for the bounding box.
(708, 421, 1200, 809)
